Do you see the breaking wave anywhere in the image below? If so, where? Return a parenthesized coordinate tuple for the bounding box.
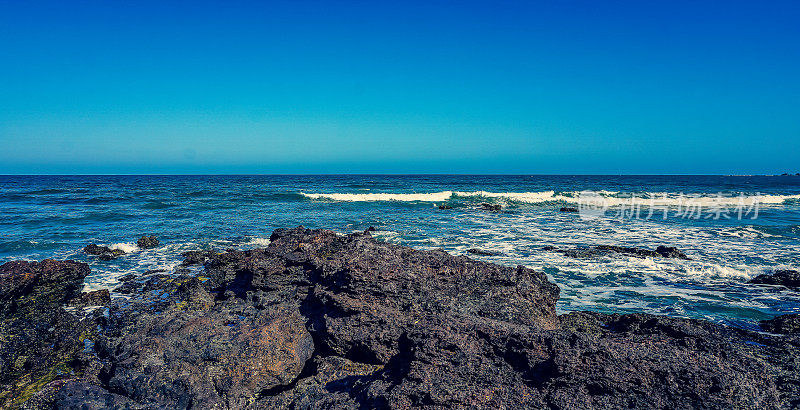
(300, 190, 800, 206)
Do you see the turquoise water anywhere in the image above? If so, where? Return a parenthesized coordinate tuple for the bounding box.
(2, 175, 799, 329)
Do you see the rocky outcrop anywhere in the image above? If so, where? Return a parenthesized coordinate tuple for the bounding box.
(749, 270, 800, 290)
(6, 228, 800, 408)
(136, 236, 159, 249)
(83, 244, 125, 261)
(761, 314, 800, 334)
(0, 260, 101, 408)
(546, 244, 691, 260)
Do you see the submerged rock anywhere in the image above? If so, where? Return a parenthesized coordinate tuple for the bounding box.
(760, 314, 800, 334)
(8, 228, 800, 409)
(560, 207, 579, 212)
(438, 204, 453, 210)
(749, 270, 800, 290)
(83, 244, 125, 261)
(548, 244, 690, 260)
(467, 248, 500, 256)
(479, 203, 502, 211)
(136, 236, 159, 249)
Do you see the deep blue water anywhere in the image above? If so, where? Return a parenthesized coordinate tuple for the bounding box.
(2, 175, 799, 329)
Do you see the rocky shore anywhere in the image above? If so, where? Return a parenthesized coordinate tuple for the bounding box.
(2, 227, 800, 409)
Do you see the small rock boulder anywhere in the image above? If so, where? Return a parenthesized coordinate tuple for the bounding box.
(479, 203, 502, 211)
(438, 205, 453, 210)
(83, 244, 125, 260)
(136, 236, 159, 249)
(559, 207, 579, 212)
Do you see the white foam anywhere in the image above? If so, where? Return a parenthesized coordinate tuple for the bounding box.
(241, 236, 271, 247)
(301, 191, 456, 202)
(109, 243, 139, 253)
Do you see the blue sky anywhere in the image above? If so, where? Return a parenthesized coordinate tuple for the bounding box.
(1, 0, 798, 174)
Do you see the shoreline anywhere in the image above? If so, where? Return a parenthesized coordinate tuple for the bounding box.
(2, 226, 799, 408)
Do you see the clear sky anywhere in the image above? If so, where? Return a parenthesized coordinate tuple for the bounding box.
(1, 0, 798, 174)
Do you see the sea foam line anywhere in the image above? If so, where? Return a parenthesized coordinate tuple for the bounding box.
(299, 190, 800, 205)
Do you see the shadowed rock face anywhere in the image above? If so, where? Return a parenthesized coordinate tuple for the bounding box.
(6, 227, 800, 409)
(761, 314, 800, 334)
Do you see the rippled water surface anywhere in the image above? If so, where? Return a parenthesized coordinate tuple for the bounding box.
(2, 175, 799, 329)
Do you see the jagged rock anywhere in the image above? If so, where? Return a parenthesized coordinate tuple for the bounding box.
(560, 207, 579, 212)
(0, 260, 99, 408)
(68, 289, 111, 308)
(10, 227, 800, 409)
(180, 250, 217, 266)
(136, 236, 159, 249)
(761, 314, 800, 334)
(749, 270, 800, 290)
(83, 244, 125, 261)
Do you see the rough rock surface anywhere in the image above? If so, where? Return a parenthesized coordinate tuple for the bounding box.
(136, 236, 159, 249)
(6, 227, 800, 409)
(749, 270, 800, 290)
(761, 314, 800, 334)
(547, 244, 691, 260)
(0, 260, 101, 408)
(68, 289, 111, 308)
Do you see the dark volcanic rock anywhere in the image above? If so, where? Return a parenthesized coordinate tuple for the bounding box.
(136, 235, 159, 249)
(107, 300, 313, 408)
(68, 289, 111, 308)
(83, 243, 126, 260)
(548, 244, 690, 260)
(0, 260, 99, 408)
(761, 314, 800, 334)
(17, 227, 800, 409)
(560, 207, 579, 212)
(749, 270, 800, 290)
(180, 249, 217, 266)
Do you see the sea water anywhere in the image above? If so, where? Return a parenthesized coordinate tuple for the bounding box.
(1, 174, 799, 329)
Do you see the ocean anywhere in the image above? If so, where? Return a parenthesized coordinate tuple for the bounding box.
(1, 174, 799, 329)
